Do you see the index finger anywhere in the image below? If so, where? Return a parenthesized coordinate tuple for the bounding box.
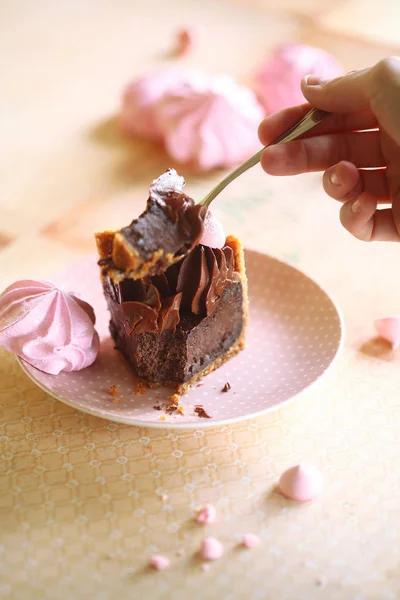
(258, 104, 378, 146)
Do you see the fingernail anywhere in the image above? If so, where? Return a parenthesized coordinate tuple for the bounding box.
(329, 171, 340, 186)
(351, 199, 362, 214)
(304, 74, 326, 86)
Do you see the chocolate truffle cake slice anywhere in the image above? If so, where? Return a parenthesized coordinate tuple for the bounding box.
(95, 171, 248, 392)
(95, 169, 206, 282)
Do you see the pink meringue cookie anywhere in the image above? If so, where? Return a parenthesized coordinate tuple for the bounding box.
(242, 533, 260, 549)
(199, 210, 226, 249)
(149, 167, 185, 202)
(255, 43, 342, 114)
(120, 68, 206, 141)
(155, 75, 264, 171)
(199, 537, 224, 561)
(375, 317, 400, 349)
(195, 504, 217, 525)
(149, 554, 170, 571)
(278, 463, 324, 502)
(0, 280, 100, 375)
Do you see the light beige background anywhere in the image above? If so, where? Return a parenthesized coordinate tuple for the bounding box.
(1, 1, 400, 599)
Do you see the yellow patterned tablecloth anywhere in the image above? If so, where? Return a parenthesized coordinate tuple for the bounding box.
(1, 1, 400, 599)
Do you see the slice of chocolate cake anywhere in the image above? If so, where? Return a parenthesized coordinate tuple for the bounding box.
(95, 170, 248, 392)
(96, 169, 206, 282)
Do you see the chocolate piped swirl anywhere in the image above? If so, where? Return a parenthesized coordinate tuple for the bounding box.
(176, 245, 235, 316)
(107, 244, 235, 335)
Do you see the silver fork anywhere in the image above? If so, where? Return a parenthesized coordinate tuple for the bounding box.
(199, 107, 332, 208)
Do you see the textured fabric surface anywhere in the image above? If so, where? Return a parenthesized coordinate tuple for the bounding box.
(1, 1, 400, 598)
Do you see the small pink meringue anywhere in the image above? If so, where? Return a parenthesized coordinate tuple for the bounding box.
(199, 211, 225, 249)
(0, 280, 100, 375)
(375, 317, 400, 350)
(195, 504, 217, 525)
(149, 554, 170, 571)
(155, 75, 264, 171)
(242, 533, 260, 549)
(200, 537, 224, 561)
(278, 463, 323, 502)
(149, 168, 185, 202)
(255, 43, 342, 114)
(120, 68, 204, 140)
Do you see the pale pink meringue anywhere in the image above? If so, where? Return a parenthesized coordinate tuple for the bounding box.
(278, 463, 323, 502)
(195, 504, 217, 525)
(375, 317, 400, 349)
(149, 168, 185, 202)
(242, 533, 260, 549)
(255, 43, 342, 114)
(155, 75, 264, 171)
(149, 554, 170, 571)
(0, 280, 100, 375)
(199, 537, 224, 561)
(199, 210, 226, 249)
(120, 68, 206, 141)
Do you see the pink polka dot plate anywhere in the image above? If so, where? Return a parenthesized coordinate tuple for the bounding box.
(18, 251, 343, 428)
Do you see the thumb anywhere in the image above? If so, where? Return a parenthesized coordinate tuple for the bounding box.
(301, 57, 400, 144)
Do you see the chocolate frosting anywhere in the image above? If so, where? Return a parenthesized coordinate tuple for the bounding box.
(177, 245, 235, 316)
(109, 244, 235, 334)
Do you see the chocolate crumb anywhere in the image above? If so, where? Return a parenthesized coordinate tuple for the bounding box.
(194, 405, 212, 419)
(221, 382, 231, 393)
(98, 257, 111, 266)
(108, 385, 120, 397)
(153, 405, 162, 411)
(196, 382, 204, 388)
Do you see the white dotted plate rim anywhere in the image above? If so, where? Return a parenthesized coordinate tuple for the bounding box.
(17, 250, 344, 429)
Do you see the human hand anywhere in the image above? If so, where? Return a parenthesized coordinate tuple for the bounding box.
(258, 58, 400, 241)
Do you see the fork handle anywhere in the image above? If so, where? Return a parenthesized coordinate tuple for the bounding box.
(200, 108, 332, 208)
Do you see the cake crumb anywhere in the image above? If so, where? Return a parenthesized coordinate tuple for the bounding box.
(170, 393, 180, 404)
(134, 381, 147, 395)
(194, 405, 212, 419)
(159, 415, 166, 421)
(177, 405, 185, 415)
(108, 385, 120, 396)
(174, 27, 195, 56)
(221, 382, 231, 392)
(112, 397, 121, 404)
